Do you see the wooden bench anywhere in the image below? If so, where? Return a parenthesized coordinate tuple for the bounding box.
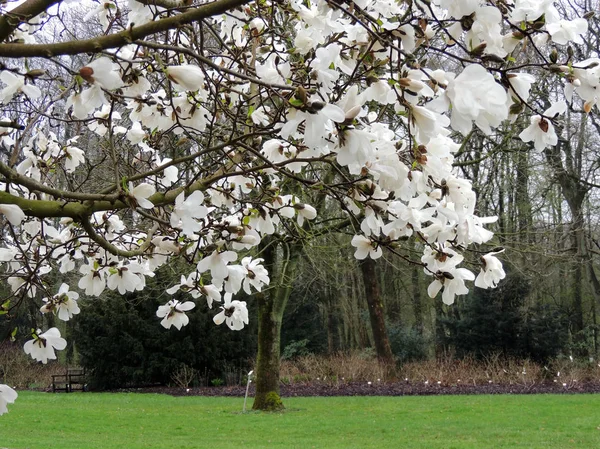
(52, 368, 87, 393)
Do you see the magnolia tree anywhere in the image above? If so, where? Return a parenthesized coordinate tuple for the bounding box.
(0, 0, 596, 412)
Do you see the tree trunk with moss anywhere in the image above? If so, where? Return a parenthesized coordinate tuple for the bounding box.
(252, 240, 301, 411)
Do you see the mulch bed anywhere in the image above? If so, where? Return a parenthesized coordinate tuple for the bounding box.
(107, 381, 600, 397)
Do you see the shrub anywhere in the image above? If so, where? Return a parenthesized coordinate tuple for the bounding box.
(282, 339, 312, 360)
(72, 272, 256, 389)
(387, 324, 429, 363)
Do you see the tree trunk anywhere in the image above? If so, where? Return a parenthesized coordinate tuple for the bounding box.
(411, 264, 423, 335)
(252, 241, 301, 411)
(253, 290, 285, 411)
(434, 299, 446, 357)
(359, 258, 394, 365)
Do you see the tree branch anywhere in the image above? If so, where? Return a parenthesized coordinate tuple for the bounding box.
(0, 0, 253, 58)
(80, 216, 158, 257)
(0, 0, 60, 43)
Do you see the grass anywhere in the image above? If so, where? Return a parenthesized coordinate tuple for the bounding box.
(1, 392, 600, 448)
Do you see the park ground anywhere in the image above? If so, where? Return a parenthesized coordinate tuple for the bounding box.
(1, 391, 600, 448)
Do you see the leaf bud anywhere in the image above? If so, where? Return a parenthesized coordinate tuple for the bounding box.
(295, 86, 308, 105)
(509, 102, 524, 115)
(26, 69, 46, 78)
(460, 13, 475, 31)
(469, 42, 487, 58)
(306, 101, 325, 113)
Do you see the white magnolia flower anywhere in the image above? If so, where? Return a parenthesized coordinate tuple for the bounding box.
(23, 328, 67, 364)
(0, 204, 26, 226)
(200, 284, 222, 309)
(78, 261, 106, 296)
(221, 264, 247, 294)
(80, 57, 124, 90)
(351, 234, 382, 260)
(40, 283, 81, 321)
(170, 190, 208, 236)
(156, 299, 195, 330)
(548, 18, 588, 46)
(63, 145, 85, 173)
(446, 64, 508, 135)
(241, 257, 270, 294)
(0, 384, 18, 415)
(475, 250, 506, 289)
(106, 263, 144, 294)
(128, 0, 154, 26)
(295, 203, 317, 226)
(279, 101, 345, 149)
(128, 182, 155, 209)
(519, 101, 567, 151)
(197, 250, 238, 281)
(167, 65, 204, 92)
(127, 121, 146, 145)
(507, 73, 536, 105)
(509, 0, 556, 23)
(213, 293, 249, 331)
(436, 0, 479, 18)
(427, 268, 476, 305)
(0, 71, 41, 103)
(66, 86, 105, 119)
(155, 156, 178, 187)
(251, 106, 271, 126)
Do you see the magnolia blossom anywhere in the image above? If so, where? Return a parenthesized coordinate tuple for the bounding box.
(24, 328, 67, 364)
(519, 101, 567, 151)
(78, 262, 106, 296)
(128, 182, 155, 209)
(351, 235, 382, 260)
(63, 145, 85, 173)
(213, 294, 249, 331)
(294, 203, 317, 226)
(445, 64, 508, 135)
(80, 57, 124, 90)
(241, 257, 270, 294)
(475, 250, 506, 289)
(106, 264, 144, 294)
(0, 71, 41, 103)
(0, 204, 26, 226)
(170, 191, 208, 236)
(197, 250, 238, 281)
(547, 18, 588, 46)
(280, 101, 345, 149)
(156, 299, 196, 330)
(40, 283, 81, 321)
(427, 268, 476, 305)
(0, 384, 17, 415)
(66, 86, 105, 119)
(251, 106, 271, 126)
(200, 284, 222, 308)
(167, 65, 204, 92)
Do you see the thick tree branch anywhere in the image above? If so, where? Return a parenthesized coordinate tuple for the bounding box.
(0, 160, 121, 202)
(0, 0, 60, 43)
(80, 216, 158, 257)
(0, 0, 253, 58)
(136, 0, 191, 9)
(0, 155, 338, 219)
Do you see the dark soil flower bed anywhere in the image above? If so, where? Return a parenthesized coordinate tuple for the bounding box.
(108, 381, 600, 397)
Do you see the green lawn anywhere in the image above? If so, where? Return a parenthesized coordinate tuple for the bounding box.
(1, 392, 599, 448)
